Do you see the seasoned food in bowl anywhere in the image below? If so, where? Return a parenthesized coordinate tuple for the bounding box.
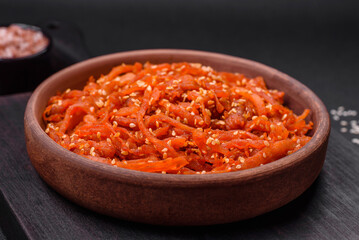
(25, 49, 330, 225)
(43, 62, 313, 174)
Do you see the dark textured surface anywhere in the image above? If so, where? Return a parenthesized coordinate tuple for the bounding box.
(0, 0, 358, 238)
(0, 93, 358, 239)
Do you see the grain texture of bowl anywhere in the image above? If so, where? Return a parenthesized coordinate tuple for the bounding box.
(24, 49, 330, 225)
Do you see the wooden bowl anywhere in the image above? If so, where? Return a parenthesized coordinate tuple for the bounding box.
(24, 49, 330, 226)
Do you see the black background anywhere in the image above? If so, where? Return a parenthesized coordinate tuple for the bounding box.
(0, 1, 359, 239)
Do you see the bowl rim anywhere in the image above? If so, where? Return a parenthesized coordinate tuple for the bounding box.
(0, 23, 51, 62)
(25, 49, 330, 188)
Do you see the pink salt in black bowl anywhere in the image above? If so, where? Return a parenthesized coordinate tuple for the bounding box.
(0, 23, 52, 95)
(24, 49, 330, 226)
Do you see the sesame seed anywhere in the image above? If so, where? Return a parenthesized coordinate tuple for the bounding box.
(162, 171, 166, 174)
(263, 153, 267, 158)
(136, 80, 146, 87)
(282, 114, 287, 120)
(162, 148, 168, 152)
(238, 157, 245, 163)
(129, 123, 136, 128)
(217, 120, 225, 125)
(264, 140, 270, 146)
(233, 131, 239, 135)
(96, 99, 104, 108)
(97, 132, 101, 138)
(121, 150, 129, 155)
(90, 147, 95, 154)
(212, 139, 220, 145)
(236, 165, 242, 169)
(340, 120, 348, 126)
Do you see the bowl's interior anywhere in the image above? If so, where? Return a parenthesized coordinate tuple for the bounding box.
(35, 50, 318, 136)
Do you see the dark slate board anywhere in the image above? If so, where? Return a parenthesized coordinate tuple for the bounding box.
(0, 93, 358, 240)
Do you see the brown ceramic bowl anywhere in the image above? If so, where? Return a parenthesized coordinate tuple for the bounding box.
(24, 49, 330, 226)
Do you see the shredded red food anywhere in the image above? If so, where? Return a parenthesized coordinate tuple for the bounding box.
(43, 62, 313, 174)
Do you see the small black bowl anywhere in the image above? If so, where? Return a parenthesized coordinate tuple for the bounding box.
(0, 23, 52, 95)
